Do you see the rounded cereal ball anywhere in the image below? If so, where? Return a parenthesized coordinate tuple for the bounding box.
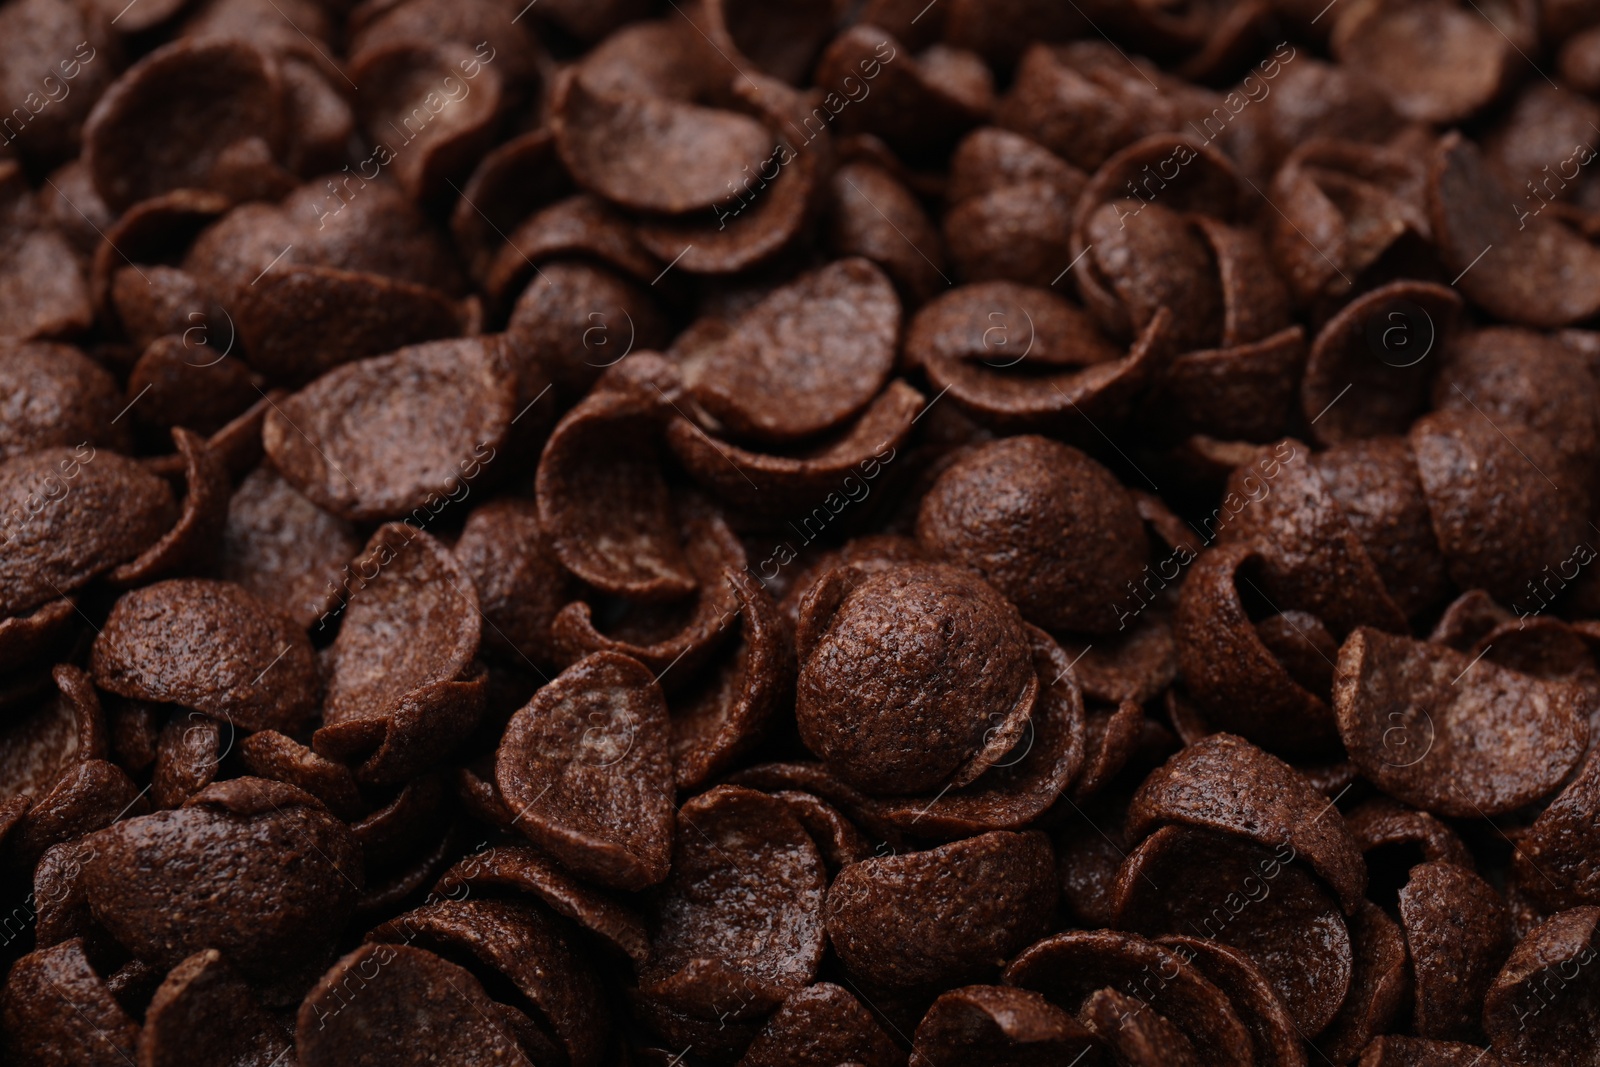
(795, 562, 1038, 796)
(915, 435, 1147, 634)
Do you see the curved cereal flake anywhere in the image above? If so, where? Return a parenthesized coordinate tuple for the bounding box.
(235, 264, 462, 387)
(916, 434, 1147, 634)
(296, 944, 533, 1067)
(434, 843, 650, 966)
(1173, 544, 1341, 756)
(1411, 408, 1588, 606)
(1112, 825, 1354, 1035)
(1070, 699, 1148, 802)
(1156, 937, 1307, 1067)
(910, 984, 1100, 1067)
(947, 127, 1086, 207)
(1318, 900, 1410, 1063)
(1003, 929, 1256, 1067)
(641, 785, 826, 1019)
(0, 938, 138, 1067)
(0, 343, 129, 462)
(536, 384, 695, 602)
(1082, 987, 1200, 1066)
(486, 194, 662, 307)
(827, 161, 947, 304)
(0, 596, 75, 681)
(1346, 797, 1472, 871)
(1060, 615, 1178, 706)
(138, 949, 292, 1067)
(687, 0, 842, 85)
(263, 338, 513, 524)
(9, 759, 145, 870)
(1086, 199, 1223, 353)
(125, 336, 258, 438)
(1398, 860, 1512, 1041)
(318, 666, 487, 785)
(0, 165, 92, 343)
(1216, 439, 1407, 636)
(83, 38, 292, 212)
(1483, 906, 1600, 1067)
(494, 652, 674, 891)
(0, 665, 100, 799)
(1334, 627, 1589, 818)
(814, 25, 991, 158)
(1330, 0, 1530, 123)
(237, 729, 363, 819)
(367, 898, 607, 1067)
(825, 831, 1055, 990)
(944, 178, 1075, 290)
(91, 579, 318, 733)
(919, 304, 1170, 438)
(670, 569, 793, 791)
(450, 128, 571, 285)
(219, 465, 360, 631)
(678, 258, 899, 445)
(1428, 132, 1600, 329)
(150, 712, 226, 808)
(1158, 327, 1307, 443)
(554, 67, 771, 216)
(547, 505, 744, 679)
(738, 983, 901, 1067)
(1127, 733, 1367, 912)
(106, 427, 230, 586)
(453, 497, 571, 667)
(81, 778, 361, 984)
(667, 380, 922, 516)
(796, 562, 1038, 796)
(872, 625, 1087, 836)
(1358, 1037, 1507, 1066)
(1308, 436, 1452, 621)
(769, 790, 873, 871)
(904, 281, 1122, 371)
(0, 447, 176, 618)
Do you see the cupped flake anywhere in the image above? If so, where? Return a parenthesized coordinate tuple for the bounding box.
(640, 785, 826, 1019)
(1398, 861, 1512, 1041)
(138, 949, 292, 1067)
(738, 983, 901, 1067)
(264, 338, 512, 524)
(910, 984, 1100, 1067)
(494, 652, 674, 891)
(1483, 906, 1600, 1067)
(1334, 628, 1590, 818)
(92, 579, 318, 733)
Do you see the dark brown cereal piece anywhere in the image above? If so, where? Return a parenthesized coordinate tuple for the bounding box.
(536, 381, 695, 602)
(944, 177, 1076, 290)
(1334, 627, 1589, 818)
(873, 625, 1087, 835)
(816, 25, 992, 158)
(686, 0, 842, 85)
(434, 843, 651, 966)
(296, 944, 533, 1067)
(494, 652, 673, 891)
(347, 771, 448, 875)
(1301, 281, 1462, 447)
(151, 712, 225, 809)
(369, 898, 606, 1067)
(1428, 589, 1511, 651)
(0, 937, 139, 1067)
(91, 578, 317, 733)
(903, 281, 1122, 371)
(33, 838, 98, 950)
(916, 434, 1147, 634)
(126, 335, 258, 439)
(1330, 0, 1529, 124)
(0, 446, 177, 618)
(81, 778, 361, 983)
(1112, 825, 1353, 1035)
(1059, 617, 1178, 707)
(628, 991, 761, 1065)
(909, 984, 1100, 1067)
(546, 505, 744, 679)
(9, 759, 145, 870)
(826, 831, 1054, 991)
(726, 760, 907, 847)
(452, 497, 569, 667)
(344, 0, 542, 87)
(83, 39, 293, 212)
(0, 343, 129, 462)
(1346, 797, 1472, 869)
(640, 786, 826, 1019)
(137, 948, 292, 1067)
(1085, 200, 1223, 354)
(1560, 24, 1600, 93)
(237, 729, 363, 820)
(0, 597, 76, 675)
(0, 0, 114, 166)
(1157, 327, 1307, 444)
(0, 164, 93, 344)
(1254, 610, 1339, 698)
(0, 665, 101, 798)
(671, 568, 793, 791)
(553, 67, 770, 216)
(485, 194, 662, 308)
(319, 524, 478, 731)
(1399, 861, 1512, 1041)
(1358, 1036, 1508, 1066)
(1217, 439, 1408, 636)
(450, 128, 571, 286)
(947, 127, 1086, 207)
(264, 338, 513, 524)
(796, 562, 1038, 795)
(678, 259, 899, 445)
(1428, 132, 1600, 329)
(827, 161, 948, 304)
(1004, 930, 1256, 1067)
(1482, 906, 1600, 1067)
(1511, 748, 1600, 911)
(219, 465, 358, 631)
(1156, 937, 1306, 1067)
(769, 791, 873, 871)
(667, 380, 923, 516)
(1308, 436, 1453, 621)
(106, 427, 230, 587)
(738, 983, 901, 1067)
(1080, 987, 1199, 1067)
(1319, 900, 1411, 1064)
(1127, 733, 1367, 912)
(1070, 700, 1147, 803)
(1172, 544, 1340, 756)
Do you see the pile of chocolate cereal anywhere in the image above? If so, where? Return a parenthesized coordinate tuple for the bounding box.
(5, 0, 1600, 1063)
